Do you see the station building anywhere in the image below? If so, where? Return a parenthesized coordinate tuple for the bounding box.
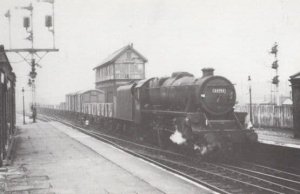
(0, 45, 16, 165)
(290, 72, 300, 138)
(93, 44, 147, 103)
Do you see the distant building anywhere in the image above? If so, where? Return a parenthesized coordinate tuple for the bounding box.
(282, 98, 292, 105)
(93, 44, 147, 102)
(279, 95, 292, 105)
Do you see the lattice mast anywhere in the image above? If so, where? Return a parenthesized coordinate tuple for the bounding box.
(4, 0, 59, 107)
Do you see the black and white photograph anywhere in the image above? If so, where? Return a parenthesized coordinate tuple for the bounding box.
(0, 0, 300, 193)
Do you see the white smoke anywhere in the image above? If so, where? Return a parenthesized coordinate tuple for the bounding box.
(85, 120, 89, 126)
(170, 130, 187, 145)
(245, 114, 253, 129)
(194, 144, 209, 155)
(200, 146, 208, 155)
(246, 121, 253, 129)
(194, 143, 221, 155)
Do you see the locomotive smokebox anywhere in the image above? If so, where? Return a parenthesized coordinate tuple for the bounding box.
(202, 68, 214, 77)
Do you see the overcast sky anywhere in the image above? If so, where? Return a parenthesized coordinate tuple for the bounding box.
(0, 0, 299, 110)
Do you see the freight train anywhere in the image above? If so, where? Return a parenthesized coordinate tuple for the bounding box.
(38, 68, 257, 156)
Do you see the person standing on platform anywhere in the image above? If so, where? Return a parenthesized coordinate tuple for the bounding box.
(32, 106, 37, 123)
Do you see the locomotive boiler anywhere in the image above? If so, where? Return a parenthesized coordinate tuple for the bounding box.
(119, 68, 257, 155)
(147, 68, 236, 115)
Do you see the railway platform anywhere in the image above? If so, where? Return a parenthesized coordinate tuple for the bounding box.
(255, 128, 300, 149)
(1, 115, 213, 194)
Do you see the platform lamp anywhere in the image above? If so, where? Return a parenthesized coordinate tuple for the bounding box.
(22, 87, 26, 124)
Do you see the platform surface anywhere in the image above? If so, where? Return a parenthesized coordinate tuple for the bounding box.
(255, 128, 300, 148)
(1, 115, 213, 194)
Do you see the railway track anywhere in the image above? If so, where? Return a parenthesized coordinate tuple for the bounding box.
(246, 144, 300, 176)
(219, 162, 300, 190)
(39, 114, 300, 194)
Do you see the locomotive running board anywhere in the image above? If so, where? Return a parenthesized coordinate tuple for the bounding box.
(141, 109, 198, 117)
(202, 112, 243, 130)
(193, 129, 245, 132)
(205, 120, 238, 129)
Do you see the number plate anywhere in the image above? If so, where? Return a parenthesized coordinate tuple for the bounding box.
(212, 88, 226, 94)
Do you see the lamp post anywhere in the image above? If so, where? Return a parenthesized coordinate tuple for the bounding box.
(248, 76, 253, 124)
(22, 87, 26, 124)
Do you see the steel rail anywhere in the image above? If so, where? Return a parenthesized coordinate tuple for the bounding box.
(220, 163, 300, 189)
(242, 161, 300, 180)
(145, 156, 283, 194)
(201, 162, 300, 193)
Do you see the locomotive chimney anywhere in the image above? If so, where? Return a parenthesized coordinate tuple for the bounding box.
(202, 68, 214, 77)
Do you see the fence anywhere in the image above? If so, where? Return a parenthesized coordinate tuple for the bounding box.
(235, 104, 293, 129)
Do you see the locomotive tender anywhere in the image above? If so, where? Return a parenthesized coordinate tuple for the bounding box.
(40, 67, 257, 156)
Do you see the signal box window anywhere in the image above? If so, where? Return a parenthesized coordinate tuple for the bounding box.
(126, 51, 132, 60)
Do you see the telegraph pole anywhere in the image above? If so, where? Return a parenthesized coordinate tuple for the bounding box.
(22, 87, 26, 124)
(248, 76, 253, 124)
(4, 0, 58, 109)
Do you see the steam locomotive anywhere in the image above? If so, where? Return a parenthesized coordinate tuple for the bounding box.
(39, 68, 257, 156)
(115, 68, 257, 155)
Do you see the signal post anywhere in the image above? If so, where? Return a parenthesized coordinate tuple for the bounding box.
(4, 0, 59, 120)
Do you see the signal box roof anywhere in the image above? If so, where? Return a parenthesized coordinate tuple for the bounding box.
(93, 44, 148, 70)
(290, 72, 300, 80)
